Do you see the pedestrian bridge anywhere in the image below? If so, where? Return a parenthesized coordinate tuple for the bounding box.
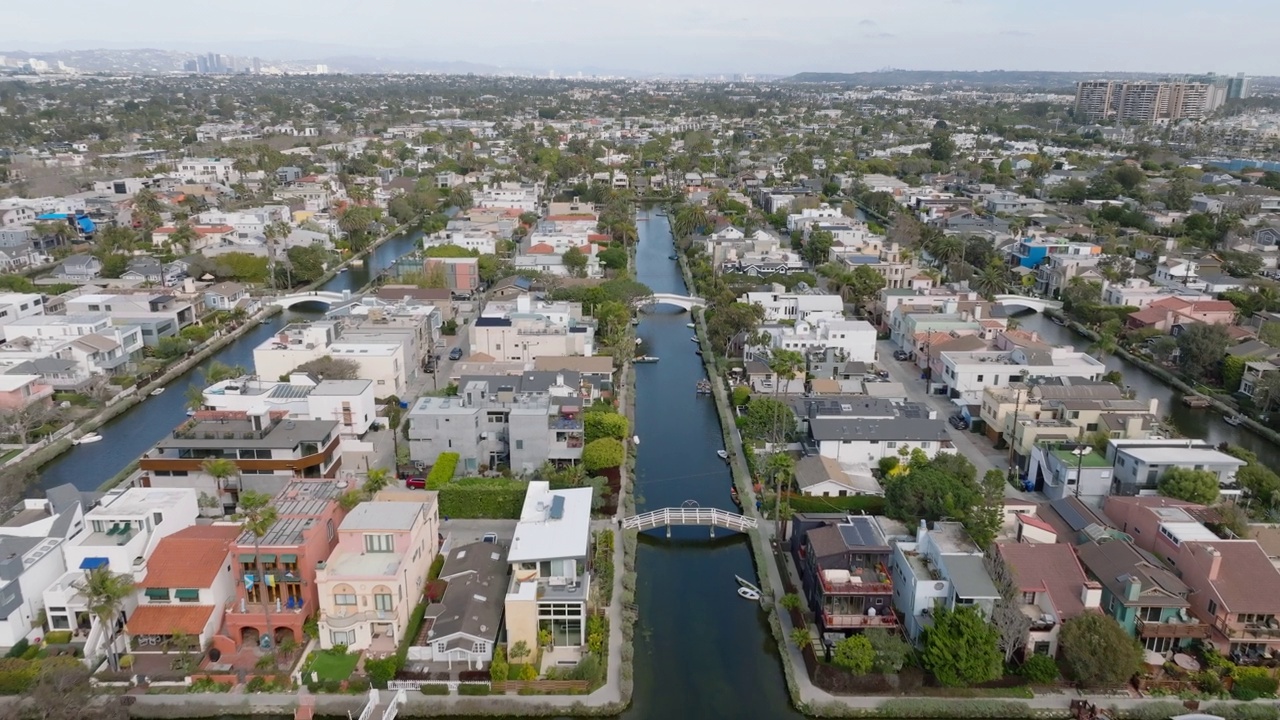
(992, 295, 1062, 313)
(641, 292, 706, 311)
(622, 506, 757, 537)
(269, 291, 355, 309)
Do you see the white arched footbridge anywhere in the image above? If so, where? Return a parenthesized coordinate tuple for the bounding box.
(992, 295, 1062, 313)
(269, 291, 355, 310)
(622, 505, 757, 537)
(640, 292, 706, 311)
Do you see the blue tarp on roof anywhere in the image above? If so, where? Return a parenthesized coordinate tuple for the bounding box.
(79, 557, 109, 570)
(35, 213, 95, 234)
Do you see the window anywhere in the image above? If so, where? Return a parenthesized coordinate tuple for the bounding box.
(365, 534, 394, 553)
(330, 630, 354, 646)
(326, 519, 335, 541)
(436, 641, 446, 654)
(374, 594, 393, 611)
(515, 440, 524, 450)
(1208, 599, 1218, 616)
(152, 512, 163, 526)
(473, 640, 488, 655)
(1022, 591, 1037, 604)
(977, 375, 984, 383)
(1140, 606, 1162, 622)
(886, 442, 897, 449)
(334, 594, 357, 606)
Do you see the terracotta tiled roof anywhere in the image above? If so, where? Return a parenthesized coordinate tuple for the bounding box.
(126, 604, 215, 636)
(587, 233, 611, 242)
(527, 243, 556, 254)
(545, 214, 596, 222)
(1016, 512, 1056, 534)
(137, 525, 239, 589)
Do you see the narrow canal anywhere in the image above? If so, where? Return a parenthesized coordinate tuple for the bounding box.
(1016, 313, 1280, 466)
(620, 209, 799, 719)
(37, 230, 424, 492)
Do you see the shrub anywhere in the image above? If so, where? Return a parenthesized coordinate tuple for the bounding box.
(489, 646, 508, 683)
(0, 658, 37, 695)
(518, 663, 537, 681)
(458, 682, 490, 695)
(1195, 671, 1223, 695)
(1230, 665, 1278, 700)
(426, 453, 459, 489)
(731, 386, 750, 407)
(4, 640, 28, 659)
(419, 683, 449, 695)
(42, 631, 72, 645)
(246, 676, 267, 693)
(346, 677, 370, 693)
(427, 554, 445, 581)
(582, 438, 625, 472)
(872, 699, 1035, 718)
(364, 657, 398, 689)
(1119, 702, 1188, 720)
(1018, 654, 1059, 684)
(19, 646, 38, 661)
(437, 480, 526, 518)
(1206, 704, 1280, 720)
(583, 411, 628, 443)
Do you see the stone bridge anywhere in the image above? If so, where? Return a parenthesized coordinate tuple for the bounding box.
(639, 292, 706, 311)
(992, 294, 1063, 313)
(268, 291, 355, 310)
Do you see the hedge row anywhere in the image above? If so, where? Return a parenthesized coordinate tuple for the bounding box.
(426, 452, 459, 489)
(438, 480, 527, 519)
(784, 493, 885, 515)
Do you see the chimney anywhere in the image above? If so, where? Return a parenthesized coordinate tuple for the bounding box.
(973, 304, 982, 321)
(1081, 580, 1102, 610)
(1124, 574, 1142, 602)
(1205, 545, 1222, 581)
(918, 518, 928, 538)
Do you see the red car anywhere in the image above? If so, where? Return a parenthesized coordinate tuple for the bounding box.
(405, 477, 426, 489)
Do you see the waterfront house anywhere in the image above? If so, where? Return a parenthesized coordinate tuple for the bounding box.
(140, 408, 343, 514)
(1075, 537, 1209, 653)
(42, 488, 199, 665)
(0, 485, 85, 649)
(127, 525, 239, 654)
(0, 374, 53, 410)
(412, 541, 508, 668)
(995, 542, 1098, 657)
(200, 375, 376, 438)
(1103, 440, 1245, 497)
(799, 517, 897, 635)
(504, 482, 592, 661)
(1125, 297, 1237, 333)
(793, 455, 881, 498)
(219, 479, 346, 651)
(203, 282, 249, 312)
(891, 521, 999, 643)
(316, 498, 439, 654)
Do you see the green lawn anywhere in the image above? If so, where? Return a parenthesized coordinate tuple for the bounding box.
(305, 650, 360, 682)
(0, 449, 20, 464)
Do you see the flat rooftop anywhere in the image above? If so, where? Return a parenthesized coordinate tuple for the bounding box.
(156, 417, 336, 450)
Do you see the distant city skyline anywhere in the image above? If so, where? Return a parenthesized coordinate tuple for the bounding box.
(7, 0, 1280, 76)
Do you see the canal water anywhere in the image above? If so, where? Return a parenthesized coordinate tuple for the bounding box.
(37, 230, 424, 492)
(1016, 313, 1280, 466)
(619, 209, 799, 719)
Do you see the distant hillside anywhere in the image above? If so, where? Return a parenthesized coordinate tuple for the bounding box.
(783, 69, 1172, 90)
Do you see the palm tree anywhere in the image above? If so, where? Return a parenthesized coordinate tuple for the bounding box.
(973, 262, 1011, 299)
(926, 234, 965, 275)
(184, 384, 206, 412)
(708, 188, 730, 212)
(364, 467, 392, 495)
(201, 458, 239, 503)
(790, 627, 813, 651)
(84, 568, 134, 671)
(237, 490, 280, 661)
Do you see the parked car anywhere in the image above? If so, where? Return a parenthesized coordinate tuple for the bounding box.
(948, 415, 969, 430)
(482, 532, 498, 544)
(448, 347, 463, 361)
(893, 350, 910, 361)
(405, 477, 426, 489)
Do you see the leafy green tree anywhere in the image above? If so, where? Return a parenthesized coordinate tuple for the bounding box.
(1159, 467, 1220, 505)
(801, 230, 834, 266)
(364, 467, 391, 495)
(1059, 613, 1142, 688)
(1176, 323, 1231, 381)
(832, 634, 875, 675)
(598, 246, 627, 271)
(865, 629, 911, 673)
(1239, 463, 1280, 506)
(920, 605, 1002, 687)
(737, 398, 795, 443)
(291, 356, 360, 380)
(284, 245, 335, 284)
(582, 438, 625, 472)
(154, 336, 192, 359)
(1111, 165, 1146, 194)
(584, 411, 628, 444)
(562, 246, 588, 278)
(927, 131, 956, 162)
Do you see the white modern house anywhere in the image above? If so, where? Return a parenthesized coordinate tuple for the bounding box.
(891, 521, 1000, 644)
(749, 319, 878, 364)
(0, 485, 85, 649)
(740, 290, 845, 324)
(504, 482, 592, 660)
(200, 374, 377, 437)
(936, 347, 1106, 403)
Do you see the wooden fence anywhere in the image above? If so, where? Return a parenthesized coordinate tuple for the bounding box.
(492, 679, 590, 693)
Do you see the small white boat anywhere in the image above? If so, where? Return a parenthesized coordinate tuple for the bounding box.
(635, 337, 643, 345)
(635, 356, 660, 363)
(1225, 414, 1245, 427)
(74, 433, 103, 445)
(186, 410, 197, 416)
(735, 575, 761, 593)
(350, 258, 364, 267)
(337, 267, 348, 273)
(686, 323, 695, 329)
(716, 449, 729, 460)
(690, 336, 699, 343)
(632, 435, 640, 445)
(150, 387, 165, 396)
(737, 587, 761, 601)
(1052, 316, 1067, 326)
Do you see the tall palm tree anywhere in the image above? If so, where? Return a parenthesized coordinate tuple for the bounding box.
(184, 384, 206, 413)
(237, 490, 279, 661)
(364, 467, 392, 495)
(84, 568, 134, 671)
(926, 234, 965, 275)
(973, 262, 1011, 299)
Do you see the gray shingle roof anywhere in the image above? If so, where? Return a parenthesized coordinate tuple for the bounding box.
(809, 417, 949, 443)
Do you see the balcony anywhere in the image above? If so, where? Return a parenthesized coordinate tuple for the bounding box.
(321, 608, 395, 629)
(225, 596, 308, 617)
(823, 612, 898, 629)
(819, 574, 893, 595)
(1138, 617, 1211, 639)
(1216, 617, 1280, 641)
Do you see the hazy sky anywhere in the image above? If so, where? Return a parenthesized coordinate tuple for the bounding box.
(8, 0, 1278, 75)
